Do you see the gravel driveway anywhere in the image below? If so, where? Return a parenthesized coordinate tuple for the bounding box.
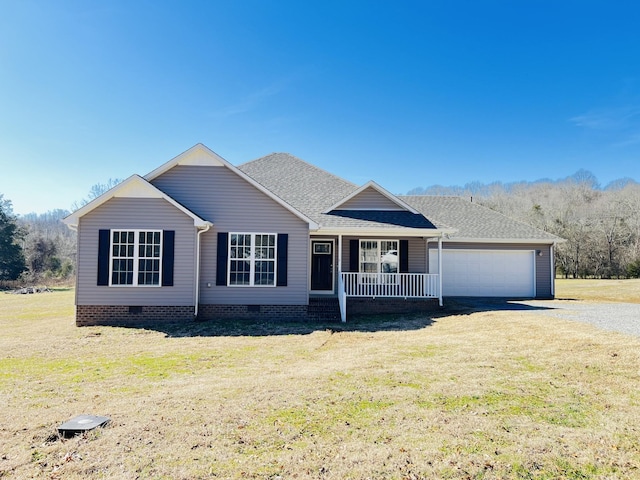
(448, 298, 640, 337)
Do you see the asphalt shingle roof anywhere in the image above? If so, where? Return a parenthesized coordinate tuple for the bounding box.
(400, 195, 559, 241)
(239, 153, 560, 242)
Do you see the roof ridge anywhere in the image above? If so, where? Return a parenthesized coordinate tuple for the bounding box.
(398, 194, 470, 199)
(239, 152, 359, 188)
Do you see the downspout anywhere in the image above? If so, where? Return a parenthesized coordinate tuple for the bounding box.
(194, 224, 212, 318)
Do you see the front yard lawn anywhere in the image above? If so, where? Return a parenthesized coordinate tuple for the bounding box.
(1, 287, 639, 479)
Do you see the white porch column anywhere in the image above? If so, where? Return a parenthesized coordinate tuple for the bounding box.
(438, 236, 443, 306)
(338, 234, 343, 273)
(337, 234, 346, 322)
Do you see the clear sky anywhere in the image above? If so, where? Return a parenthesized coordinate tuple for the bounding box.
(2, 1, 640, 215)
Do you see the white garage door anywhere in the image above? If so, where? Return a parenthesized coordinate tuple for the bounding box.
(429, 249, 535, 297)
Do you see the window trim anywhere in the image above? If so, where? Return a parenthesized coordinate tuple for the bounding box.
(359, 239, 399, 274)
(358, 239, 399, 284)
(108, 229, 163, 287)
(227, 232, 278, 287)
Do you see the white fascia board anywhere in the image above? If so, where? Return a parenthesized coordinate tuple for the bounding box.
(144, 143, 227, 181)
(442, 237, 560, 245)
(324, 180, 420, 214)
(63, 174, 211, 228)
(314, 227, 453, 237)
(145, 143, 318, 230)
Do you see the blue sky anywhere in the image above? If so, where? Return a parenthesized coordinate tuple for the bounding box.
(2, 1, 640, 215)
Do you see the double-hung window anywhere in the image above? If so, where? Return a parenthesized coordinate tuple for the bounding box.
(228, 233, 277, 286)
(110, 230, 162, 286)
(360, 239, 398, 283)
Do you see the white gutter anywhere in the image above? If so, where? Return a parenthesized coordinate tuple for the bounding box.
(443, 238, 560, 245)
(315, 228, 453, 237)
(194, 223, 212, 318)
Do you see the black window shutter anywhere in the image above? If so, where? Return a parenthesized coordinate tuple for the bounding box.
(162, 230, 175, 286)
(349, 239, 359, 272)
(399, 239, 409, 273)
(97, 229, 110, 286)
(216, 232, 228, 286)
(276, 234, 288, 286)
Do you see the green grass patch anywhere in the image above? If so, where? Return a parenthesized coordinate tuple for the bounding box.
(2, 288, 640, 479)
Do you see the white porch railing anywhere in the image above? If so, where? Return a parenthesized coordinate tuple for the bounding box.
(336, 272, 441, 322)
(340, 272, 440, 299)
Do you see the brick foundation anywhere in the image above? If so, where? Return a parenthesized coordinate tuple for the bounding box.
(76, 298, 440, 326)
(76, 305, 195, 326)
(347, 297, 440, 316)
(197, 304, 309, 321)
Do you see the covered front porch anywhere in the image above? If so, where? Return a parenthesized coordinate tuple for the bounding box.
(310, 234, 444, 322)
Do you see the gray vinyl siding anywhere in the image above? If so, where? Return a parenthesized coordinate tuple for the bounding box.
(338, 187, 404, 211)
(151, 165, 309, 305)
(535, 244, 552, 297)
(341, 236, 427, 273)
(76, 197, 196, 306)
(427, 242, 553, 299)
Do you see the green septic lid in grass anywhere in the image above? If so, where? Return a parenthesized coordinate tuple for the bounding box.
(58, 415, 110, 437)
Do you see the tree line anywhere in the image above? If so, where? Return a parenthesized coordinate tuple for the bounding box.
(2, 172, 640, 284)
(0, 179, 121, 286)
(408, 170, 640, 278)
(0, 196, 74, 285)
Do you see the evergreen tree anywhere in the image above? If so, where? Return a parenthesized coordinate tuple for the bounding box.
(0, 195, 27, 280)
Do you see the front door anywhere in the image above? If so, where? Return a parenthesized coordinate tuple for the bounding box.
(311, 240, 334, 292)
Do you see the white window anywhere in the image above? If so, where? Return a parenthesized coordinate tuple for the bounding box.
(359, 239, 398, 284)
(110, 230, 162, 286)
(313, 242, 332, 254)
(229, 233, 277, 286)
(360, 240, 398, 274)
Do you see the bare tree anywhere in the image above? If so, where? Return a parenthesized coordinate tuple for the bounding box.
(70, 178, 123, 210)
(407, 170, 640, 278)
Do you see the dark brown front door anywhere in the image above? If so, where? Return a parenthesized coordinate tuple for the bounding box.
(311, 241, 333, 291)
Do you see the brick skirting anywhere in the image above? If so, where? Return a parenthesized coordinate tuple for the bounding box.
(76, 305, 195, 326)
(197, 304, 309, 321)
(347, 297, 440, 316)
(76, 298, 439, 326)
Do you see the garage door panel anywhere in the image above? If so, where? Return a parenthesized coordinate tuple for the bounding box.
(430, 249, 535, 297)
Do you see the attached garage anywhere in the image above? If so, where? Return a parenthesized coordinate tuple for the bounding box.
(430, 249, 536, 297)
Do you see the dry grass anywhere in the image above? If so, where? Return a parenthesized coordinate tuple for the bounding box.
(1, 287, 640, 479)
(556, 278, 640, 304)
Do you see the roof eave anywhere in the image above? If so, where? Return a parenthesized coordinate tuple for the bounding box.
(313, 227, 454, 237)
(443, 237, 563, 244)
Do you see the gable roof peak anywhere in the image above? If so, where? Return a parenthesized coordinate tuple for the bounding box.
(325, 180, 420, 214)
(63, 174, 211, 228)
(145, 143, 228, 180)
(147, 144, 319, 229)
